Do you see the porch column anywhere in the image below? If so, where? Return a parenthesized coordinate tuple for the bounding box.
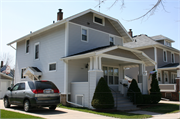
(177, 68, 180, 78)
(89, 57, 93, 71)
(138, 64, 148, 94)
(98, 56, 102, 71)
(88, 56, 103, 108)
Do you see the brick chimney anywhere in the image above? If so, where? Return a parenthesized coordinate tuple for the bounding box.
(1, 61, 3, 68)
(128, 29, 133, 38)
(57, 9, 63, 21)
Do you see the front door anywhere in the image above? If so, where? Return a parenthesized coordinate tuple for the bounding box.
(164, 71, 169, 84)
(171, 73, 177, 84)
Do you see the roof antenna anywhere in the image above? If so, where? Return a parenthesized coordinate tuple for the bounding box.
(99, 0, 100, 12)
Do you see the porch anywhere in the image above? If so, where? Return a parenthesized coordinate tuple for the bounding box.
(62, 45, 155, 108)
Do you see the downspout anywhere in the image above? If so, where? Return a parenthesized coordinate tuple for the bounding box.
(63, 59, 83, 107)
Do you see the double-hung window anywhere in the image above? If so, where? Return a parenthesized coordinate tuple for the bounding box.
(21, 68, 26, 79)
(109, 36, 114, 45)
(103, 66, 119, 85)
(35, 43, 39, 59)
(171, 53, 175, 63)
(163, 50, 167, 62)
(82, 28, 88, 42)
(26, 40, 30, 53)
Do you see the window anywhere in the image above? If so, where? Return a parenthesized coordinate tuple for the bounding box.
(21, 68, 26, 79)
(164, 71, 168, 83)
(158, 73, 161, 81)
(49, 63, 56, 71)
(109, 36, 114, 45)
(103, 66, 119, 85)
(81, 28, 88, 42)
(171, 53, 175, 63)
(163, 50, 167, 62)
(18, 83, 25, 90)
(165, 41, 171, 47)
(35, 43, 39, 59)
(26, 40, 30, 53)
(171, 73, 177, 83)
(12, 84, 20, 91)
(93, 14, 105, 26)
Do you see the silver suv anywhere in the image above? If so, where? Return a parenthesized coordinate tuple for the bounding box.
(4, 80, 60, 112)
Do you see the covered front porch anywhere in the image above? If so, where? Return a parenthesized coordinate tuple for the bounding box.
(62, 45, 155, 108)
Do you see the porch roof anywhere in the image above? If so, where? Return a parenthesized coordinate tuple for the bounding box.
(23, 67, 42, 76)
(158, 63, 180, 70)
(61, 45, 156, 67)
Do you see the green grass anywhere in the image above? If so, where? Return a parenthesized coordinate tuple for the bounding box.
(58, 104, 152, 119)
(143, 103, 180, 114)
(0, 109, 43, 118)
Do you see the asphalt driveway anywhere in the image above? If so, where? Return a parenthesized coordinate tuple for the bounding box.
(0, 100, 115, 119)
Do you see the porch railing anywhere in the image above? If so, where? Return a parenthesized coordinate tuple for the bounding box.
(159, 84, 176, 92)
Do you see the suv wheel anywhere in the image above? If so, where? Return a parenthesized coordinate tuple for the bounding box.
(4, 98, 10, 108)
(49, 105, 56, 110)
(24, 100, 31, 112)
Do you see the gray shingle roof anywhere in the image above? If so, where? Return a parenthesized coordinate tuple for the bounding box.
(124, 34, 159, 48)
(151, 35, 174, 42)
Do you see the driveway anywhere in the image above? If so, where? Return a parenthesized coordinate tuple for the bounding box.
(0, 100, 115, 119)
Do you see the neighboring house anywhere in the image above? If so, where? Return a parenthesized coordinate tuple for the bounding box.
(124, 32, 180, 100)
(0, 61, 14, 98)
(7, 9, 155, 109)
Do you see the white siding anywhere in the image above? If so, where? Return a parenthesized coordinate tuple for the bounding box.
(71, 82, 89, 107)
(15, 24, 66, 93)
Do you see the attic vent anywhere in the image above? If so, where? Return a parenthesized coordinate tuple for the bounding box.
(93, 14, 105, 26)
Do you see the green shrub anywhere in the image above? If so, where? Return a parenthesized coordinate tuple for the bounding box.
(127, 79, 143, 104)
(91, 77, 114, 109)
(142, 94, 151, 104)
(150, 70, 161, 104)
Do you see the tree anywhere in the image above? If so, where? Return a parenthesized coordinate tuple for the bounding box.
(149, 70, 161, 104)
(127, 79, 143, 104)
(91, 77, 114, 109)
(0, 53, 13, 66)
(95, 0, 166, 21)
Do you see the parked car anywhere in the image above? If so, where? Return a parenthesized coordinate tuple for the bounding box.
(4, 80, 60, 112)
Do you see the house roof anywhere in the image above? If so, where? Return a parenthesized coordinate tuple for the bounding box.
(0, 66, 14, 78)
(7, 9, 132, 46)
(160, 63, 179, 68)
(0, 72, 13, 79)
(62, 45, 156, 67)
(151, 35, 175, 42)
(124, 34, 180, 53)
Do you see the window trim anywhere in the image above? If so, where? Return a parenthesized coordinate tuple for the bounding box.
(109, 35, 115, 45)
(93, 14, 105, 26)
(48, 62, 57, 72)
(171, 53, 175, 63)
(81, 27, 88, 42)
(34, 42, 40, 60)
(163, 50, 167, 62)
(21, 67, 26, 79)
(25, 39, 30, 54)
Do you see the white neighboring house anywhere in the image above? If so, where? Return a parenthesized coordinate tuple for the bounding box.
(0, 65, 13, 99)
(7, 9, 155, 109)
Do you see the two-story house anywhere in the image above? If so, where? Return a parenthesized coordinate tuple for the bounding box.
(7, 9, 155, 109)
(124, 32, 180, 100)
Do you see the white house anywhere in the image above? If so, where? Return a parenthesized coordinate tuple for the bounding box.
(7, 9, 155, 109)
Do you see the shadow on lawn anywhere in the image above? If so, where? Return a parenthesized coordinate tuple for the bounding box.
(9, 105, 67, 115)
(139, 103, 180, 114)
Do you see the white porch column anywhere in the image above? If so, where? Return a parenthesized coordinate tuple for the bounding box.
(138, 64, 148, 94)
(98, 56, 102, 70)
(88, 56, 103, 108)
(177, 68, 180, 78)
(89, 57, 93, 71)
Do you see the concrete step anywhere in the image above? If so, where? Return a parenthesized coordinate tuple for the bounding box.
(117, 99, 132, 103)
(117, 103, 135, 108)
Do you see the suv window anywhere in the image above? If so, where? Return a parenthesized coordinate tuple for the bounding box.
(28, 81, 35, 89)
(36, 81, 58, 90)
(18, 83, 25, 90)
(12, 84, 20, 91)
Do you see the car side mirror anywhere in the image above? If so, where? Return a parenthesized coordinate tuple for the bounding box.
(7, 87, 11, 91)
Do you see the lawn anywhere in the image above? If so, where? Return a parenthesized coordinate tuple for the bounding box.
(142, 103, 180, 114)
(58, 104, 152, 119)
(0, 109, 43, 118)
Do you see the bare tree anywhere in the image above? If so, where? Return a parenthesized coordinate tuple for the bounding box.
(0, 53, 13, 66)
(95, 0, 167, 21)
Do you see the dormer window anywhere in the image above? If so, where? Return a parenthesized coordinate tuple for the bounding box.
(93, 14, 105, 26)
(165, 41, 171, 47)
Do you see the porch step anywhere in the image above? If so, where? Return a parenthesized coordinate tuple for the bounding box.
(117, 106, 140, 111)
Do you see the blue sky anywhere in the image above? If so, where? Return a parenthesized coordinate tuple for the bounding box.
(0, 0, 179, 68)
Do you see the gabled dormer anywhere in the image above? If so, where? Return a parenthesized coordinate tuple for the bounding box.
(151, 35, 175, 47)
